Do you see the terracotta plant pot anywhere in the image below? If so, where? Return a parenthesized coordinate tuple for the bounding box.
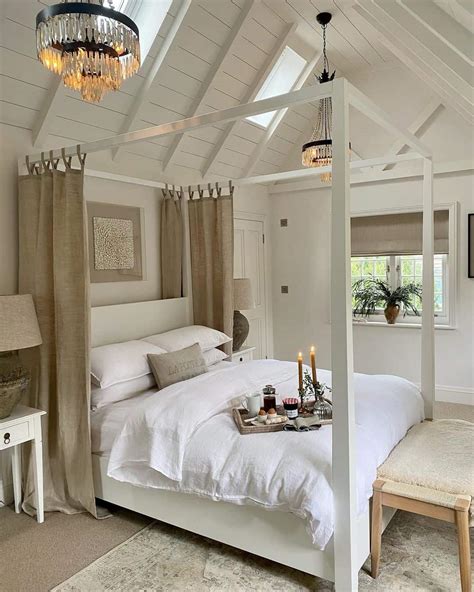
(384, 304, 400, 324)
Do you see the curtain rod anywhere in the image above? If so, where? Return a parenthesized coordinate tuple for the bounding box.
(23, 84, 333, 166)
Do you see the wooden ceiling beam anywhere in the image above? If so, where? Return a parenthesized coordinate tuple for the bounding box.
(373, 99, 444, 173)
(201, 22, 297, 179)
(379, 0, 472, 87)
(401, 0, 473, 63)
(439, 0, 474, 34)
(112, 0, 192, 160)
(241, 49, 321, 178)
(354, 0, 473, 123)
(32, 78, 65, 148)
(160, 0, 255, 172)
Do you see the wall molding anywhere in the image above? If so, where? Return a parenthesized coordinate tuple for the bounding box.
(435, 385, 474, 405)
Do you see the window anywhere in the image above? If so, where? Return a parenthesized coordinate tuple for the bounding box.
(399, 254, 446, 315)
(246, 46, 307, 129)
(116, 0, 173, 65)
(351, 254, 448, 322)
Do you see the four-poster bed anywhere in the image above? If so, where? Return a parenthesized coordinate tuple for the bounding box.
(20, 77, 435, 591)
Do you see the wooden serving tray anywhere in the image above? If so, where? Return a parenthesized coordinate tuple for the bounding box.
(232, 408, 288, 434)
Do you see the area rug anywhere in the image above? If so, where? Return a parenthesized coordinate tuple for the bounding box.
(53, 511, 471, 591)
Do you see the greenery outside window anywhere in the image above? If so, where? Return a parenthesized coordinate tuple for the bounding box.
(351, 254, 448, 323)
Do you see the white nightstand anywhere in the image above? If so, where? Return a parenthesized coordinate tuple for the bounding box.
(0, 405, 46, 523)
(231, 345, 256, 363)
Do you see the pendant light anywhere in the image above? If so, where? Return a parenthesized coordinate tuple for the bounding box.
(36, 0, 140, 103)
(302, 12, 347, 183)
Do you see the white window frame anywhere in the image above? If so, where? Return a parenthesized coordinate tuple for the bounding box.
(351, 203, 457, 328)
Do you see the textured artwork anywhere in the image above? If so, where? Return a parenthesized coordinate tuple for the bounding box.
(87, 202, 143, 283)
(93, 217, 135, 270)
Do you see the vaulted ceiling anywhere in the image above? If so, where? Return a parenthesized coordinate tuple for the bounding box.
(0, 0, 472, 184)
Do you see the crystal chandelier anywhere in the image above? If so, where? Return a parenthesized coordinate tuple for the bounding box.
(302, 12, 344, 183)
(36, 0, 140, 103)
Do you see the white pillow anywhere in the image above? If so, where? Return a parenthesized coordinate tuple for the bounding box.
(142, 325, 231, 353)
(202, 348, 228, 366)
(91, 374, 156, 410)
(91, 340, 167, 389)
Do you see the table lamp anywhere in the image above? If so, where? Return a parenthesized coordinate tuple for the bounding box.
(0, 295, 42, 419)
(233, 278, 255, 352)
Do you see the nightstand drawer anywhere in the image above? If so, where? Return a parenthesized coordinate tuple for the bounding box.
(234, 351, 252, 363)
(0, 421, 30, 449)
(231, 346, 256, 363)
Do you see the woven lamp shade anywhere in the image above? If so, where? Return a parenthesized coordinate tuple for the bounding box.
(233, 278, 255, 311)
(0, 294, 42, 352)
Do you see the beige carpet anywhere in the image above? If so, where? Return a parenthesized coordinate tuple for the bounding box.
(0, 504, 151, 592)
(52, 511, 473, 592)
(1, 402, 471, 591)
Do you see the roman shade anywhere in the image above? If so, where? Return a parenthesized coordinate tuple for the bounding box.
(351, 210, 449, 256)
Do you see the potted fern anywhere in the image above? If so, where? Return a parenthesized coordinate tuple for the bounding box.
(352, 278, 422, 324)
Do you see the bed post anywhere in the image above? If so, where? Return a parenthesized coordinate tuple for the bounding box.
(331, 77, 358, 591)
(421, 158, 435, 419)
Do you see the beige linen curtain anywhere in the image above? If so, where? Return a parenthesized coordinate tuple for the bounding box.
(18, 162, 95, 516)
(188, 189, 234, 352)
(161, 190, 183, 299)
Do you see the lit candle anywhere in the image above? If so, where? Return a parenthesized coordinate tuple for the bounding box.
(310, 345, 317, 384)
(298, 352, 303, 391)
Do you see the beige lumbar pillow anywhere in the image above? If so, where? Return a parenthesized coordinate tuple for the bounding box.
(147, 343, 208, 389)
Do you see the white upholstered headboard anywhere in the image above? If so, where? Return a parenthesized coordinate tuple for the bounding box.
(91, 297, 192, 347)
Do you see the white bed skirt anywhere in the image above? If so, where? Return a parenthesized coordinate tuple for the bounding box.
(92, 453, 396, 582)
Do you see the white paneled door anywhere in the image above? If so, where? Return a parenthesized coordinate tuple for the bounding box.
(234, 216, 267, 359)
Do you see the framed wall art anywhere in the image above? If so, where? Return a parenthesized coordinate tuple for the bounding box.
(87, 202, 144, 283)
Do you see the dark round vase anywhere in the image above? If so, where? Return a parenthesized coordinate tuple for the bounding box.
(233, 310, 249, 351)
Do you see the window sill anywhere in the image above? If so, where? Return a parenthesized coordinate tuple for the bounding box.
(352, 320, 456, 330)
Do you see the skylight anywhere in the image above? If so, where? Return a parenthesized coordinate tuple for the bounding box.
(118, 0, 173, 66)
(247, 46, 307, 129)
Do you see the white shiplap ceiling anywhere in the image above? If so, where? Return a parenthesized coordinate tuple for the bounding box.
(0, 0, 472, 184)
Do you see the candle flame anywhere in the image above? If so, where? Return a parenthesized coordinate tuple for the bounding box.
(310, 345, 315, 353)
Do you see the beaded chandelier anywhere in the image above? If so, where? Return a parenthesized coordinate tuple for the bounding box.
(302, 12, 337, 183)
(36, 0, 140, 103)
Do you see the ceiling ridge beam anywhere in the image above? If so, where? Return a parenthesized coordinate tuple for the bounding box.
(112, 0, 192, 160)
(372, 99, 444, 173)
(161, 0, 255, 172)
(400, 0, 473, 64)
(354, 1, 473, 123)
(201, 21, 297, 179)
(241, 49, 321, 178)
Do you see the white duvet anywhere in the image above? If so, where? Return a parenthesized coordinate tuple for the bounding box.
(107, 360, 424, 549)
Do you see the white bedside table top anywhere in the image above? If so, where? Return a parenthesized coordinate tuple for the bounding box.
(233, 345, 256, 354)
(0, 405, 46, 425)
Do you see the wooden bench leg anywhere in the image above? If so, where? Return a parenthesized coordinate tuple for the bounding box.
(371, 488, 383, 578)
(455, 509, 471, 592)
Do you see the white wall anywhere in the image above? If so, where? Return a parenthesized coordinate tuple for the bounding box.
(270, 172, 474, 404)
(0, 124, 271, 305)
(86, 176, 162, 307)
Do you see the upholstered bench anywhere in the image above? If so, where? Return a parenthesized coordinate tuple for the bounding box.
(371, 420, 473, 592)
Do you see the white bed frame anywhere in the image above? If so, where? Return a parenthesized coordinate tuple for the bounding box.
(25, 77, 434, 591)
(91, 297, 395, 582)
